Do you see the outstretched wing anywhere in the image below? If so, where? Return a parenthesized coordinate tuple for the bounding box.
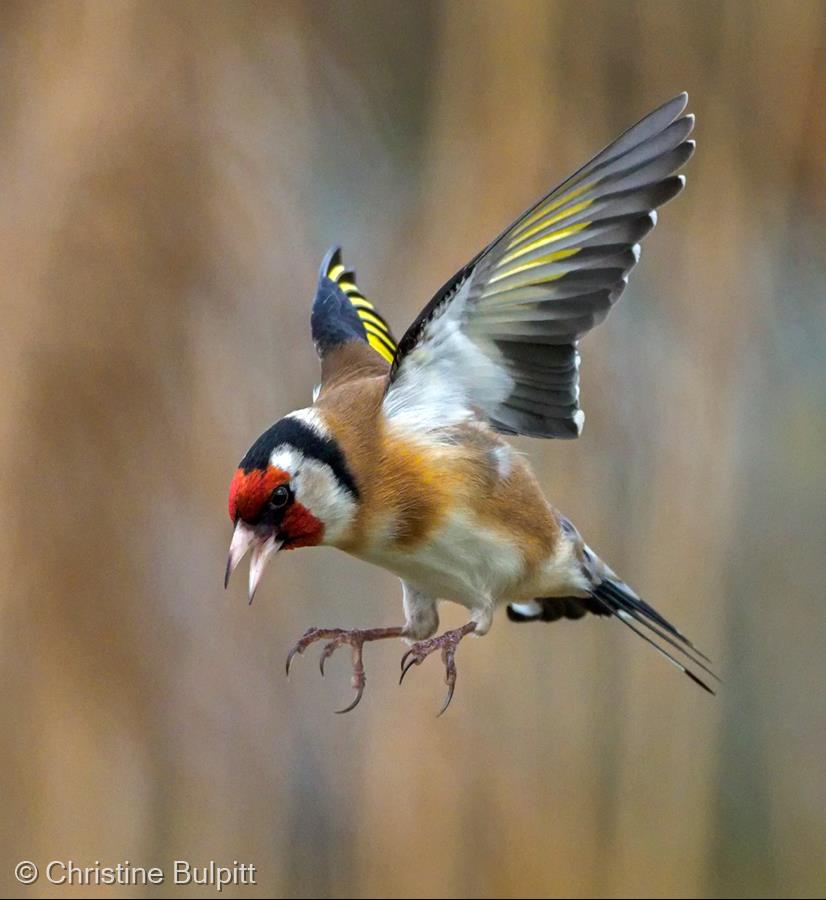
(311, 247, 397, 366)
(385, 94, 694, 438)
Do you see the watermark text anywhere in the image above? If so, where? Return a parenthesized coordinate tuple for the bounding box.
(14, 859, 257, 891)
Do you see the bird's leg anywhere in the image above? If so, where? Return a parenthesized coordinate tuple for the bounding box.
(399, 621, 478, 716)
(285, 626, 404, 714)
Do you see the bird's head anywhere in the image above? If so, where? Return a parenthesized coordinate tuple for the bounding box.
(225, 409, 359, 601)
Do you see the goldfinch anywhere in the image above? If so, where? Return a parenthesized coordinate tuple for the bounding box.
(226, 93, 717, 714)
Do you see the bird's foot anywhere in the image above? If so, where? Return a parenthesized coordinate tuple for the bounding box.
(399, 621, 477, 716)
(285, 626, 403, 714)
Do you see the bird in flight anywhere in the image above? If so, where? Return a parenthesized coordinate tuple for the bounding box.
(225, 93, 717, 714)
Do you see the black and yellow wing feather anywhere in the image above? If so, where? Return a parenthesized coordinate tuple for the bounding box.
(387, 94, 694, 438)
(312, 247, 397, 365)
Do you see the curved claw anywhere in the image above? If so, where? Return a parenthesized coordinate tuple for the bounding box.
(335, 683, 365, 714)
(319, 639, 342, 677)
(286, 627, 338, 677)
(285, 646, 300, 677)
(399, 655, 419, 685)
(286, 628, 313, 676)
(397, 622, 475, 713)
(437, 650, 459, 716)
(437, 679, 456, 717)
(284, 625, 403, 712)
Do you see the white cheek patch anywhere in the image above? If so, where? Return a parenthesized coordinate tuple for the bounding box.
(269, 445, 356, 546)
(292, 459, 356, 545)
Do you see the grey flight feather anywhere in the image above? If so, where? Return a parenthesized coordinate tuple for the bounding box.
(389, 93, 694, 439)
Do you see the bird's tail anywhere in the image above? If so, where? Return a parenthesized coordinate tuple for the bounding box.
(590, 572, 719, 694)
(508, 515, 719, 693)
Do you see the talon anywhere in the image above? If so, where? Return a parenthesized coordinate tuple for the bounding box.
(285, 627, 327, 677)
(396, 622, 475, 712)
(319, 640, 340, 677)
(335, 682, 365, 714)
(285, 646, 300, 677)
(437, 680, 456, 717)
(284, 625, 403, 711)
(400, 646, 417, 673)
(437, 649, 459, 716)
(399, 655, 418, 685)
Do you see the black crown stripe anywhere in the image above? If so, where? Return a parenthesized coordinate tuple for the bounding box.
(239, 417, 359, 500)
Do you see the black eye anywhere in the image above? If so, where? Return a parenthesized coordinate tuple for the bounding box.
(268, 485, 291, 510)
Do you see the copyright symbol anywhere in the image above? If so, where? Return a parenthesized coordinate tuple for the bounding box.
(15, 860, 38, 884)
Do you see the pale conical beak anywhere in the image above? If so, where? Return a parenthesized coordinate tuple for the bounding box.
(225, 521, 283, 604)
(225, 521, 256, 589)
(248, 532, 282, 604)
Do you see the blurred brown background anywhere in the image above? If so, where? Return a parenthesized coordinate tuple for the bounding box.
(2, 1, 825, 897)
